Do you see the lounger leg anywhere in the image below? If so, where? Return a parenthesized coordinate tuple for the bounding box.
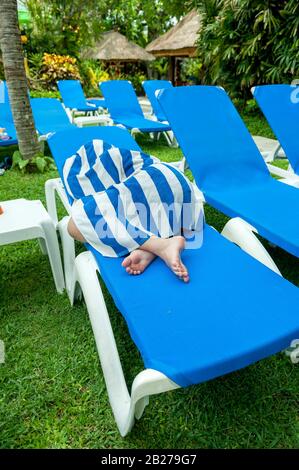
(57, 216, 78, 303)
(221, 217, 281, 276)
(40, 217, 65, 293)
(262, 141, 282, 163)
(163, 130, 178, 148)
(45, 178, 72, 226)
(72, 250, 179, 436)
(130, 128, 142, 139)
(38, 238, 48, 255)
(58, 218, 179, 435)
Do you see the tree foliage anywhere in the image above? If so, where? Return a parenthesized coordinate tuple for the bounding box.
(195, 0, 299, 98)
(102, 0, 191, 46)
(26, 0, 107, 56)
(25, 0, 191, 55)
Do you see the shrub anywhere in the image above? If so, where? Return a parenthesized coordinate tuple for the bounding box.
(79, 60, 110, 96)
(195, 0, 299, 100)
(180, 58, 203, 84)
(125, 72, 147, 95)
(27, 52, 44, 79)
(12, 150, 56, 173)
(30, 90, 60, 98)
(40, 53, 81, 89)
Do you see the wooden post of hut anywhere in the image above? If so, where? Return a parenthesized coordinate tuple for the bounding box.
(146, 10, 201, 85)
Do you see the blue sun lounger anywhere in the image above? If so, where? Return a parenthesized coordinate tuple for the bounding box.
(142, 80, 178, 149)
(99, 80, 173, 143)
(0, 81, 18, 146)
(142, 80, 173, 122)
(30, 98, 75, 138)
(1, 85, 74, 144)
(252, 84, 299, 186)
(157, 85, 299, 259)
(45, 125, 299, 435)
(57, 79, 106, 115)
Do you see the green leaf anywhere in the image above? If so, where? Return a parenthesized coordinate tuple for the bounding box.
(12, 151, 23, 168)
(18, 159, 30, 170)
(34, 156, 47, 173)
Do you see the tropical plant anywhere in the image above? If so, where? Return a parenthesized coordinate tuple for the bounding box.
(0, 0, 40, 160)
(148, 58, 169, 80)
(79, 59, 110, 93)
(180, 58, 203, 84)
(40, 53, 81, 89)
(27, 52, 44, 78)
(195, 0, 299, 99)
(12, 150, 56, 173)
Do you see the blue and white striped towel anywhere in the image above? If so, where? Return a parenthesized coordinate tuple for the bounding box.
(63, 140, 204, 257)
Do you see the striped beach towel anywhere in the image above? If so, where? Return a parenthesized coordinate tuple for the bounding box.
(63, 140, 204, 257)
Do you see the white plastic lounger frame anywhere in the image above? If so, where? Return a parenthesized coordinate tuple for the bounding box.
(61, 102, 107, 125)
(58, 216, 179, 436)
(115, 121, 178, 150)
(45, 178, 72, 226)
(267, 164, 299, 188)
(55, 211, 283, 436)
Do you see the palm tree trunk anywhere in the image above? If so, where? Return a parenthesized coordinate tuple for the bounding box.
(0, 0, 40, 160)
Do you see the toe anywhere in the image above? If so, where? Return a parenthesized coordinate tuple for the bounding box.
(122, 256, 132, 268)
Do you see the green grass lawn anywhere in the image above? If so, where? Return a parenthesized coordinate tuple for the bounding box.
(0, 114, 298, 449)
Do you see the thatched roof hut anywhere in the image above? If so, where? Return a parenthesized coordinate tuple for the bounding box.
(82, 31, 155, 62)
(146, 10, 201, 58)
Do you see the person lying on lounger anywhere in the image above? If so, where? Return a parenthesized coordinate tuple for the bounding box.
(63, 141, 204, 283)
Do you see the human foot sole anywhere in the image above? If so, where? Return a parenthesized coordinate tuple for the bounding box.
(122, 249, 156, 275)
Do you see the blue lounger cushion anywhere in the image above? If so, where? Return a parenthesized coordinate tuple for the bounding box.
(48, 126, 299, 388)
(58, 80, 106, 112)
(253, 84, 299, 175)
(89, 225, 299, 387)
(157, 85, 299, 258)
(100, 80, 171, 132)
(143, 80, 173, 122)
(30, 98, 75, 136)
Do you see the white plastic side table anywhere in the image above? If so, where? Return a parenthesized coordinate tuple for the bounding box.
(74, 114, 113, 128)
(0, 198, 64, 293)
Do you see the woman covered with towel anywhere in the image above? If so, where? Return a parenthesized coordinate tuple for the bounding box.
(63, 140, 204, 283)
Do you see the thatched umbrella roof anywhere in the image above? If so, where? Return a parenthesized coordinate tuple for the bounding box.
(146, 10, 201, 57)
(82, 31, 155, 62)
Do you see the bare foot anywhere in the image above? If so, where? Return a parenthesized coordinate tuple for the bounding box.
(158, 236, 189, 283)
(122, 249, 156, 275)
(141, 236, 189, 282)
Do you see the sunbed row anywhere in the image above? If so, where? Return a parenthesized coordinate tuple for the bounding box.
(41, 83, 299, 435)
(2, 80, 298, 184)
